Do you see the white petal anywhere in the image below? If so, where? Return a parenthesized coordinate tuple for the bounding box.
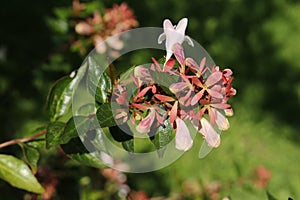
(163, 19, 174, 30)
(175, 118, 193, 151)
(215, 110, 230, 131)
(175, 18, 188, 34)
(158, 33, 166, 44)
(200, 118, 220, 147)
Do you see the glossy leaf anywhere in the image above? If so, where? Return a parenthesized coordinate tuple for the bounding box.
(47, 62, 88, 122)
(86, 56, 112, 104)
(18, 144, 40, 174)
(46, 121, 65, 149)
(96, 103, 116, 127)
(151, 119, 174, 158)
(0, 154, 44, 194)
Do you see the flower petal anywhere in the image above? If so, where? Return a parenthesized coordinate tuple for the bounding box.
(207, 88, 223, 99)
(136, 108, 156, 134)
(191, 90, 204, 106)
(205, 71, 222, 87)
(215, 110, 230, 131)
(154, 94, 175, 102)
(200, 118, 220, 148)
(170, 101, 178, 124)
(175, 18, 187, 34)
(158, 33, 166, 44)
(175, 118, 193, 151)
(170, 82, 189, 94)
(173, 43, 185, 65)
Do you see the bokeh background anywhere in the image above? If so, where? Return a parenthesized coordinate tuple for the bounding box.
(0, 0, 300, 199)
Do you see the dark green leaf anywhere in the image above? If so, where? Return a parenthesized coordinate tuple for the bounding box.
(46, 122, 65, 149)
(0, 154, 44, 194)
(61, 137, 89, 154)
(151, 119, 174, 158)
(96, 103, 116, 127)
(109, 124, 133, 142)
(18, 144, 40, 174)
(122, 139, 134, 153)
(61, 137, 106, 168)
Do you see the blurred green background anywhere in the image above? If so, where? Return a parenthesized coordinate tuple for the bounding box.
(1, 0, 300, 199)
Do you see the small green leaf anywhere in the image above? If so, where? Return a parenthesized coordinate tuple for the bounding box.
(122, 139, 134, 153)
(95, 72, 112, 103)
(151, 119, 174, 158)
(46, 122, 65, 149)
(18, 144, 40, 174)
(96, 103, 116, 127)
(0, 154, 44, 194)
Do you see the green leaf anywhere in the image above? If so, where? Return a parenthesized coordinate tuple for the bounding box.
(47, 76, 72, 122)
(0, 154, 44, 194)
(122, 139, 134, 153)
(46, 122, 65, 149)
(151, 119, 174, 158)
(61, 137, 106, 168)
(86, 56, 112, 103)
(95, 72, 112, 104)
(63, 116, 90, 144)
(68, 152, 107, 168)
(46, 117, 92, 149)
(18, 144, 40, 174)
(96, 103, 116, 127)
(47, 62, 88, 122)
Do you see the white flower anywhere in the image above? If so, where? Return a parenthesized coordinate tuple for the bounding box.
(158, 18, 194, 66)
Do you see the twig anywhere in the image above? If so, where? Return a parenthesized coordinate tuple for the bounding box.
(0, 130, 46, 149)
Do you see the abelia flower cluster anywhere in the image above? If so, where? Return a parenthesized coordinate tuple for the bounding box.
(112, 18, 236, 152)
(73, 1, 138, 54)
(112, 45, 236, 151)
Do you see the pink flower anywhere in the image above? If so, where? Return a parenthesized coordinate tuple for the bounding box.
(158, 18, 194, 66)
(136, 108, 156, 134)
(175, 118, 193, 151)
(199, 118, 220, 148)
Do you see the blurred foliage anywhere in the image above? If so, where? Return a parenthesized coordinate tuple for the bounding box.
(0, 0, 300, 199)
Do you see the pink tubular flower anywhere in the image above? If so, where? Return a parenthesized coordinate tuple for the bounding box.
(136, 108, 156, 134)
(199, 118, 220, 148)
(175, 118, 193, 151)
